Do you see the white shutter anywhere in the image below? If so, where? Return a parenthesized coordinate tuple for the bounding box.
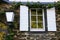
(47, 7, 56, 31)
(20, 5, 28, 31)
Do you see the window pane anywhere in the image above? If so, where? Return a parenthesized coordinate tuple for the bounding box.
(31, 16, 36, 21)
(30, 8, 44, 29)
(31, 22, 37, 28)
(31, 9, 36, 15)
(38, 23, 43, 28)
(38, 16, 43, 22)
(37, 9, 42, 15)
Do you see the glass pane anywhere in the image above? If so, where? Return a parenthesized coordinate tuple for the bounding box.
(31, 16, 36, 21)
(38, 16, 43, 22)
(38, 23, 43, 28)
(31, 9, 36, 15)
(37, 9, 42, 15)
(31, 22, 37, 28)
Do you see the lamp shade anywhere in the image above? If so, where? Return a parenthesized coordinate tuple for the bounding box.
(6, 12, 14, 22)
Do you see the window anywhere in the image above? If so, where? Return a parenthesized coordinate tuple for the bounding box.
(30, 8, 45, 31)
(20, 5, 56, 31)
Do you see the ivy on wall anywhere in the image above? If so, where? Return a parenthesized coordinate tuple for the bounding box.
(0, 1, 60, 13)
(10, 1, 60, 9)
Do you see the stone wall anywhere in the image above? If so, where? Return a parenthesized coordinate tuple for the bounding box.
(13, 8, 60, 40)
(0, 3, 60, 40)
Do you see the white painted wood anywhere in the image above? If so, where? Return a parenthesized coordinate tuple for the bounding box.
(47, 7, 56, 31)
(20, 5, 28, 31)
(6, 12, 14, 22)
(9, 0, 59, 2)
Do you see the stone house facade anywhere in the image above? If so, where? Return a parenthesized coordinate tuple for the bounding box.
(0, 0, 60, 40)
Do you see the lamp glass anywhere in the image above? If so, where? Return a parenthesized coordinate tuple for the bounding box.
(6, 12, 14, 22)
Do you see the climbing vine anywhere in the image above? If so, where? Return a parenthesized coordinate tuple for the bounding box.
(10, 1, 60, 9)
(1, 1, 60, 14)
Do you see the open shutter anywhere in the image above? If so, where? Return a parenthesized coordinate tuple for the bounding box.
(47, 7, 56, 31)
(20, 5, 28, 31)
